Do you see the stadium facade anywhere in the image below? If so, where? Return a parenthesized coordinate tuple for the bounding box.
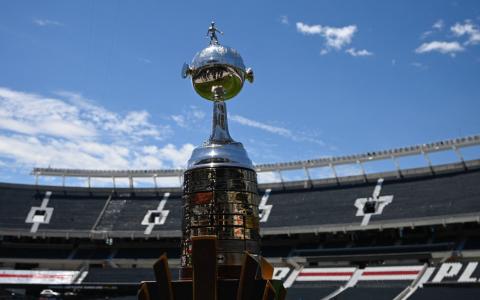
(0, 135, 479, 299)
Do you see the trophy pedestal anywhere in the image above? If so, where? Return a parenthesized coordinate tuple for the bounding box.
(138, 236, 285, 300)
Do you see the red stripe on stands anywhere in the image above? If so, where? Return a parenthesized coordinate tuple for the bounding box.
(298, 270, 420, 277)
(299, 272, 354, 277)
(362, 271, 419, 276)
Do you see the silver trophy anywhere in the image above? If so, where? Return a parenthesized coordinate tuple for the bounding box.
(138, 23, 285, 300)
(181, 22, 260, 279)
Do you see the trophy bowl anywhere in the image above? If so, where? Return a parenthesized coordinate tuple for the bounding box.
(183, 44, 254, 101)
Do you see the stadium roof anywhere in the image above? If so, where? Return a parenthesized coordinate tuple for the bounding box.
(30, 135, 479, 188)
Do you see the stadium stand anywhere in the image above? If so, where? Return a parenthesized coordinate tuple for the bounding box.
(408, 286, 480, 300)
(46, 190, 110, 232)
(0, 137, 479, 299)
(1, 162, 479, 239)
(0, 184, 43, 230)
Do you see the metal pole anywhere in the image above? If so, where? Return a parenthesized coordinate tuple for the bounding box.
(129, 176, 134, 189)
(421, 148, 434, 174)
(392, 155, 402, 178)
(303, 166, 312, 188)
(277, 169, 284, 184)
(330, 163, 339, 184)
(179, 175, 183, 187)
(357, 160, 367, 182)
(452, 145, 467, 170)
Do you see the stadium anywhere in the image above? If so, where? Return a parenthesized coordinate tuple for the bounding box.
(0, 135, 479, 299)
(2, 1, 480, 300)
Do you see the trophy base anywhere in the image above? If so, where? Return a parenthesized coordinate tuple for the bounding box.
(138, 236, 286, 300)
(139, 278, 285, 300)
(179, 265, 243, 280)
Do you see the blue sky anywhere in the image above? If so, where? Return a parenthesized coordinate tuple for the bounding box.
(0, 0, 479, 185)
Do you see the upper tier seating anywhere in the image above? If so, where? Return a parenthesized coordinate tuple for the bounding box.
(0, 167, 479, 236)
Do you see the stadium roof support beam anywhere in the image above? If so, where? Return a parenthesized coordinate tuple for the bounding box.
(330, 163, 339, 185)
(357, 160, 367, 182)
(452, 145, 467, 170)
(392, 156, 402, 178)
(421, 147, 434, 175)
(303, 167, 312, 188)
(277, 169, 285, 190)
(129, 177, 134, 189)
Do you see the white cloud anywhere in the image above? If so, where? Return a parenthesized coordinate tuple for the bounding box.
(296, 22, 323, 35)
(0, 135, 193, 171)
(415, 41, 464, 55)
(280, 15, 289, 25)
(0, 87, 193, 175)
(55, 90, 169, 140)
(230, 114, 325, 146)
(322, 25, 357, 49)
(451, 20, 480, 45)
(421, 19, 444, 39)
(171, 115, 186, 127)
(433, 19, 444, 30)
(138, 57, 152, 64)
(345, 48, 373, 57)
(0, 88, 96, 139)
(156, 144, 195, 168)
(296, 22, 358, 54)
(417, 20, 479, 57)
(411, 62, 428, 70)
(230, 115, 292, 137)
(170, 105, 206, 128)
(33, 19, 62, 27)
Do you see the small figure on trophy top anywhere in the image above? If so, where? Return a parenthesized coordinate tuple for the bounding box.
(206, 21, 223, 45)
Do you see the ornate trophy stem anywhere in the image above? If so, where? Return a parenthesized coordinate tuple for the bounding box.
(209, 86, 233, 143)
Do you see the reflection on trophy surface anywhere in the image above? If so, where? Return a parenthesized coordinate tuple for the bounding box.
(138, 22, 285, 300)
(182, 22, 253, 102)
